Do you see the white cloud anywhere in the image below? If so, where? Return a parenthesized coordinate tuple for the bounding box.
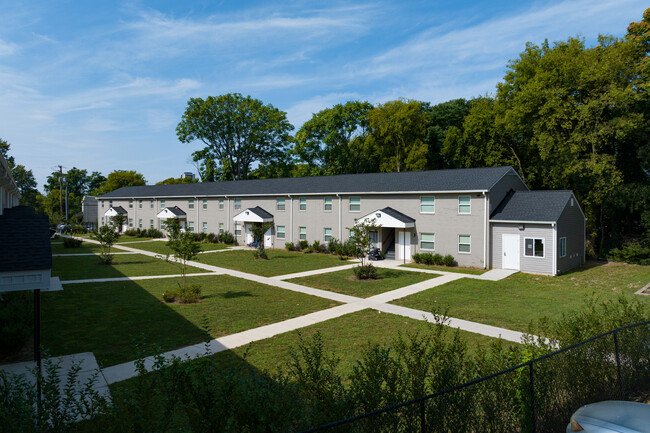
(0, 38, 17, 55)
(285, 92, 361, 127)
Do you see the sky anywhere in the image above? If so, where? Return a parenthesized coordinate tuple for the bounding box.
(0, 0, 646, 190)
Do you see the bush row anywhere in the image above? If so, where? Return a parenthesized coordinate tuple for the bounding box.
(63, 237, 83, 248)
(412, 252, 456, 267)
(285, 238, 358, 257)
(188, 231, 236, 245)
(123, 228, 164, 238)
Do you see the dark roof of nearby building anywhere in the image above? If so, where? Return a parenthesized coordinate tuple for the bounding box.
(380, 207, 416, 224)
(248, 206, 273, 219)
(100, 166, 517, 198)
(490, 190, 574, 222)
(165, 206, 186, 216)
(0, 206, 52, 273)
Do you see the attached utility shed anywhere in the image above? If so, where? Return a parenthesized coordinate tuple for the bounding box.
(490, 190, 585, 276)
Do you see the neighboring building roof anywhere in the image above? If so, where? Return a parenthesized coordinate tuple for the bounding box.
(100, 166, 517, 198)
(380, 207, 416, 224)
(233, 207, 274, 223)
(490, 190, 574, 223)
(0, 206, 52, 273)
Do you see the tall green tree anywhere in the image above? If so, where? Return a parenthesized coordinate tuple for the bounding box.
(177, 93, 294, 181)
(0, 138, 43, 210)
(423, 98, 473, 169)
(93, 170, 146, 195)
(294, 101, 376, 175)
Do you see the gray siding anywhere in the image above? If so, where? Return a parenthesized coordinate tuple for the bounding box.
(556, 194, 585, 274)
(491, 223, 554, 275)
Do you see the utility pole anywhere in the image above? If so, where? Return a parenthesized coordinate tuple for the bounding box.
(58, 165, 63, 217)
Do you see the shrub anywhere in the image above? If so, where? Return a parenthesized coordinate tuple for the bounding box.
(124, 229, 139, 236)
(312, 240, 320, 251)
(316, 243, 328, 253)
(304, 247, 313, 254)
(432, 253, 444, 266)
(413, 253, 423, 264)
(608, 240, 650, 265)
(285, 242, 295, 251)
(299, 240, 309, 250)
(146, 228, 164, 238)
(442, 254, 455, 266)
(423, 253, 434, 265)
(63, 237, 82, 248)
(343, 239, 357, 257)
(162, 285, 202, 304)
(328, 238, 340, 255)
(218, 231, 235, 245)
(353, 264, 378, 280)
(161, 291, 176, 303)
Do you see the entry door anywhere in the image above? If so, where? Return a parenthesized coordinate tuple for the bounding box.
(245, 224, 254, 245)
(502, 234, 520, 270)
(264, 227, 273, 248)
(397, 230, 412, 261)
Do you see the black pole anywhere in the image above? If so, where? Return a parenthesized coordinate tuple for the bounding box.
(613, 331, 624, 399)
(529, 362, 536, 433)
(34, 289, 42, 413)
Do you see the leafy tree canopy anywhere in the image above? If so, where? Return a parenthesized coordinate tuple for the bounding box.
(156, 177, 198, 185)
(94, 170, 146, 195)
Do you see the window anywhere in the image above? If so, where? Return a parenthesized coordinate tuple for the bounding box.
(150, 219, 154, 229)
(299, 198, 307, 211)
(150, 199, 154, 208)
(202, 222, 208, 233)
(219, 223, 224, 234)
(139, 200, 142, 208)
(421, 233, 435, 250)
(161, 200, 166, 209)
(202, 199, 207, 210)
(277, 198, 285, 211)
(324, 228, 332, 242)
(525, 238, 544, 257)
(369, 230, 378, 246)
(219, 199, 224, 210)
(138, 219, 142, 229)
(234, 223, 241, 236)
(458, 235, 471, 253)
(324, 197, 332, 212)
(277, 225, 285, 239)
(559, 237, 566, 258)
(458, 196, 471, 214)
(128, 218, 133, 227)
(129, 200, 133, 208)
(188, 199, 194, 209)
(420, 197, 435, 213)
(101, 216, 104, 224)
(188, 221, 194, 232)
(234, 199, 241, 210)
(349, 197, 360, 212)
(299, 226, 307, 241)
(160, 221, 166, 231)
(109, 200, 113, 207)
(101, 201, 104, 208)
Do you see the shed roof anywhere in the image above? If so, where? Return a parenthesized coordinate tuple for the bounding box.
(0, 206, 52, 273)
(379, 207, 416, 224)
(490, 190, 574, 223)
(100, 166, 517, 198)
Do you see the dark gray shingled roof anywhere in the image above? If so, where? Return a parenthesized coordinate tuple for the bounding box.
(0, 206, 52, 273)
(490, 190, 574, 222)
(248, 206, 273, 219)
(100, 166, 516, 198)
(165, 206, 186, 216)
(111, 206, 127, 214)
(380, 207, 416, 224)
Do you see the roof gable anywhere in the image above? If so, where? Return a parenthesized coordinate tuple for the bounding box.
(490, 190, 574, 223)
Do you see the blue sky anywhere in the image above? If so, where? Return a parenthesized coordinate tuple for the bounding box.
(0, 0, 646, 189)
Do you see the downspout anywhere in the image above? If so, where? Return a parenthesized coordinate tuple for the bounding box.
(195, 196, 199, 233)
(132, 197, 136, 230)
(336, 194, 342, 240)
(289, 195, 293, 243)
(483, 192, 488, 269)
(226, 196, 230, 233)
(553, 222, 557, 276)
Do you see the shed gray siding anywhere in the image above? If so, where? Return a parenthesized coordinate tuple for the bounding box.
(491, 223, 554, 275)
(556, 195, 586, 274)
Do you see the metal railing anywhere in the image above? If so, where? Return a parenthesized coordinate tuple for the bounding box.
(299, 320, 650, 433)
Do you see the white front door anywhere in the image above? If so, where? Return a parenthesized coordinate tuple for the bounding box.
(502, 234, 520, 270)
(245, 224, 254, 245)
(397, 229, 412, 261)
(264, 227, 273, 248)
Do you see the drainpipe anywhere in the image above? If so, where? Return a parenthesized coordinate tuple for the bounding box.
(553, 222, 557, 275)
(289, 195, 293, 243)
(483, 192, 488, 269)
(226, 196, 230, 233)
(337, 194, 342, 240)
(195, 196, 199, 233)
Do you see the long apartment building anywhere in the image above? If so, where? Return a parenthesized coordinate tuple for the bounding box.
(98, 166, 586, 275)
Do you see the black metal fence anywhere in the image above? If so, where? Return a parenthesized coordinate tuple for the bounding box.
(299, 320, 650, 433)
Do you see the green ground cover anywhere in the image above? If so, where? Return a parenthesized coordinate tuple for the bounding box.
(125, 241, 229, 255)
(402, 263, 487, 275)
(288, 267, 439, 298)
(392, 261, 650, 332)
(50, 241, 104, 255)
(52, 254, 208, 280)
(197, 249, 350, 277)
(43, 275, 338, 367)
(115, 235, 156, 243)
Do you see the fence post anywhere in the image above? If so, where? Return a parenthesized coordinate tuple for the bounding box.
(529, 362, 536, 433)
(420, 400, 426, 433)
(613, 331, 624, 399)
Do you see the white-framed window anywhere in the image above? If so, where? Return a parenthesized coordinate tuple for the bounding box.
(421, 233, 435, 250)
(458, 235, 471, 253)
(202, 222, 208, 233)
(138, 219, 142, 229)
(559, 237, 566, 258)
(188, 199, 194, 209)
(219, 223, 224, 234)
(525, 238, 544, 258)
(234, 223, 241, 236)
(129, 200, 133, 208)
(109, 200, 113, 207)
(420, 197, 435, 213)
(188, 221, 194, 232)
(150, 219, 154, 228)
(324, 227, 332, 242)
(150, 199, 154, 208)
(128, 218, 133, 227)
(324, 197, 332, 212)
(101, 201, 104, 208)
(234, 198, 241, 210)
(349, 197, 361, 212)
(101, 216, 104, 224)
(299, 226, 307, 240)
(369, 230, 378, 246)
(160, 200, 166, 209)
(139, 200, 142, 208)
(277, 225, 285, 239)
(277, 198, 285, 211)
(160, 221, 166, 231)
(219, 199, 224, 210)
(458, 196, 471, 214)
(202, 199, 208, 210)
(299, 197, 307, 211)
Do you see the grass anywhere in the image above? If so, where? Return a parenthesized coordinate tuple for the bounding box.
(402, 263, 487, 275)
(197, 249, 350, 277)
(51, 241, 105, 255)
(124, 241, 229, 255)
(52, 254, 209, 280)
(288, 267, 439, 298)
(115, 235, 156, 243)
(43, 275, 338, 367)
(392, 261, 650, 332)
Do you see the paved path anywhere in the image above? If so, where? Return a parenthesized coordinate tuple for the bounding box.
(62, 235, 527, 385)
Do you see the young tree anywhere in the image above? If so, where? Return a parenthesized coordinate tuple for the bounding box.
(347, 218, 380, 279)
(176, 93, 294, 181)
(250, 222, 274, 259)
(91, 224, 120, 264)
(167, 231, 201, 292)
(110, 214, 127, 234)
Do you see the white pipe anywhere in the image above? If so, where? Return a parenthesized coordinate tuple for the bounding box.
(337, 194, 342, 240)
(289, 195, 293, 243)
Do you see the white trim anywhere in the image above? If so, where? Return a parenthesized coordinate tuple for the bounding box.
(490, 220, 555, 225)
(420, 233, 435, 251)
(358, 209, 415, 229)
(323, 196, 333, 212)
(299, 197, 307, 211)
(349, 196, 361, 213)
(524, 237, 545, 258)
(419, 196, 435, 214)
(276, 197, 286, 211)
(457, 195, 471, 214)
(458, 234, 471, 254)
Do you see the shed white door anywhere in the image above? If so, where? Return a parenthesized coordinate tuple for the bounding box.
(397, 230, 411, 261)
(502, 234, 520, 270)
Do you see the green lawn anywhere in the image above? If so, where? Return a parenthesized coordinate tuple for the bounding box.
(392, 261, 650, 332)
(124, 241, 229, 255)
(43, 275, 338, 367)
(288, 267, 439, 298)
(402, 263, 487, 275)
(52, 254, 208, 280)
(115, 235, 157, 243)
(197, 249, 350, 277)
(51, 241, 104, 255)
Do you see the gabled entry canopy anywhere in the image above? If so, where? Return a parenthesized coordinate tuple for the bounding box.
(104, 206, 127, 217)
(233, 206, 273, 223)
(157, 206, 187, 220)
(358, 207, 415, 228)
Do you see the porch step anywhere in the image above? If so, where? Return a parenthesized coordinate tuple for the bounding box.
(384, 246, 396, 260)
